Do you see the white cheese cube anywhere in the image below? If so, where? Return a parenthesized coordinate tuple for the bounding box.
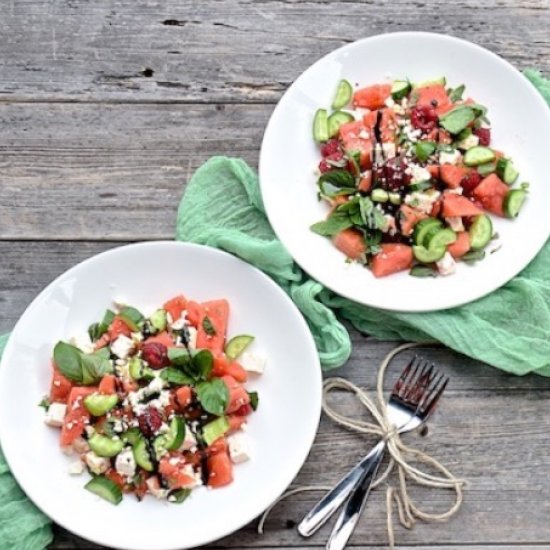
(439, 149, 462, 166)
(447, 186, 464, 195)
(68, 460, 85, 475)
(115, 447, 136, 478)
(44, 403, 67, 428)
(240, 352, 266, 374)
(404, 190, 441, 214)
(227, 433, 251, 464)
(457, 133, 479, 150)
(84, 452, 111, 475)
(436, 252, 457, 276)
(409, 164, 432, 184)
(70, 332, 94, 354)
(446, 217, 464, 232)
(384, 97, 395, 108)
(110, 335, 134, 359)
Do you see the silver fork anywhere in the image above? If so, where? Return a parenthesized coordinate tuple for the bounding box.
(298, 356, 448, 541)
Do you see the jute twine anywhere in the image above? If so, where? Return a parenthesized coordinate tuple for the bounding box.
(258, 342, 467, 548)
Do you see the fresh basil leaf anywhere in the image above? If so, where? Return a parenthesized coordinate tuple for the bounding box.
(448, 84, 465, 102)
(438, 105, 475, 134)
(359, 197, 386, 231)
(53, 341, 83, 383)
(318, 169, 355, 189)
(102, 309, 115, 326)
(119, 306, 144, 332)
(461, 250, 486, 264)
(409, 265, 437, 278)
(92, 347, 111, 360)
(81, 353, 113, 385)
(192, 349, 213, 380)
(168, 347, 192, 367)
(202, 316, 217, 336)
(318, 181, 357, 198)
(160, 367, 193, 386)
(88, 309, 116, 342)
(310, 213, 353, 237)
(169, 488, 192, 504)
(196, 378, 229, 416)
(248, 391, 259, 411)
(415, 141, 437, 163)
(38, 396, 51, 411)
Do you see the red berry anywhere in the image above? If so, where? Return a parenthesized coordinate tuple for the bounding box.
(375, 158, 411, 191)
(410, 105, 438, 132)
(473, 127, 491, 146)
(319, 159, 331, 173)
(461, 170, 482, 195)
(141, 342, 169, 369)
(320, 139, 341, 157)
(138, 407, 163, 438)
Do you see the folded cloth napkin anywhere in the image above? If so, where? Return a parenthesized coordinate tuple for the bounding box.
(0, 70, 549, 549)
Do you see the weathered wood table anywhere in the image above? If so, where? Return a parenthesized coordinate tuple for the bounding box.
(2, 1, 550, 548)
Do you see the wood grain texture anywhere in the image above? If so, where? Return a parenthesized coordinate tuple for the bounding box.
(0, 0, 549, 103)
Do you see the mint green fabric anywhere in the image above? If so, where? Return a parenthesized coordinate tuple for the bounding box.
(0, 335, 53, 549)
(177, 70, 550, 377)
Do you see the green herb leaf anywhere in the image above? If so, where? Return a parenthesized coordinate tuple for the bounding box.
(53, 341, 84, 383)
(192, 349, 213, 380)
(318, 169, 355, 189)
(248, 391, 259, 411)
(448, 84, 465, 102)
(169, 488, 192, 504)
(80, 353, 113, 384)
(310, 213, 353, 237)
(438, 105, 476, 135)
(461, 250, 486, 264)
(359, 197, 386, 230)
(119, 306, 144, 332)
(196, 378, 229, 416)
(38, 396, 51, 411)
(88, 309, 116, 342)
(160, 367, 193, 386)
(415, 141, 437, 163)
(318, 182, 357, 198)
(168, 347, 192, 367)
(409, 265, 437, 278)
(202, 316, 217, 336)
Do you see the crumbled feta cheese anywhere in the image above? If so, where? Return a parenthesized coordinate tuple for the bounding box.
(447, 186, 464, 195)
(131, 332, 144, 343)
(146, 477, 168, 499)
(436, 252, 457, 276)
(112, 419, 124, 433)
(70, 332, 94, 354)
(374, 143, 383, 164)
(240, 352, 266, 374)
(68, 460, 85, 475)
(72, 436, 90, 454)
(171, 317, 185, 330)
(227, 433, 251, 464)
(404, 190, 441, 214)
(147, 376, 166, 394)
(181, 465, 203, 488)
(382, 142, 396, 159)
(44, 403, 67, 427)
(408, 164, 432, 184)
(446, 216, 464, 232)
(384, 97, 395, 108)
(180, 426, 197, 451)
(158, 390, 172, 408)
(115, 447, 136, 478)
(187, 327, 198, 349)
(439, 149, 462, 166)
(110, 335, 134, 359)
(84, 452, 110, 475)
(392, 103, 405, 115)
(457, 133, 479, 150)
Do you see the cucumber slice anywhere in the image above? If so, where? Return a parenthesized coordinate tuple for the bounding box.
(496, 158, 519, 185)
(391, 80, 411, 100)
(84, 394, 118, 417)
(129, 357, 154, 381)
(425, 228, 457, 249)
(150, 309, 167, 332)
(88, 434, 124, 458)
(371, 189, 389, 203)
(153, 435, 169, 460)
(122, 428, 141, 446)
(413, 245, 446, 263)
(476, 161, 496, 177)
(469, 214, 493, 250)
(202, 416, 230, 446)
(164, 416, 186, 451)
(133, 437, 154, 472)
(328, 111, 355, 138)
(332, 79, 353, 110)
(463, 146, 495, 167)
(225, 334, 254, 361)
(413, 218, 442, 247)
(412, 76, 446, 89)
(503, 189, 527, 218)
(85, 476, 122, 505)
(388, 192, 402, 205)
(313, 109, 329, 143)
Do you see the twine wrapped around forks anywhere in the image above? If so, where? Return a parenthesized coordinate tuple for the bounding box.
(258, 342, 467, 548)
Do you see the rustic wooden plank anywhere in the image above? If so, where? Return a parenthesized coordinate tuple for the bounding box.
(0, 0, 549, 103)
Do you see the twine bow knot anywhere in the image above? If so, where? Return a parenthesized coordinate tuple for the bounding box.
(258, 343, 467, 548)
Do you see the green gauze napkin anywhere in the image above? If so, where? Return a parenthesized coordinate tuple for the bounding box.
(177, 69, 550, 377)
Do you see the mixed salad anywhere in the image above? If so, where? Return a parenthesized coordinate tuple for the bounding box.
(311, 77, 528, 277)
(42, 295, 265, 505)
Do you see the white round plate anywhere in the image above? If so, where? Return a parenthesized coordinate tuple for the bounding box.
(0, 242, 322, 550)
(260, 32, 550, 311)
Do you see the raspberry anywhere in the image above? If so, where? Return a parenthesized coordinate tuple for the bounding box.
(473, 127, 491, 146)
(461, 170, 482, 195)
(410, 105, 438, 132)
(320, 139, 341, 157)
(138, 407, 163, 438)
(375, 158, 411, 191)
(319, 159, 331, 173)
(141, 342, 169, 369)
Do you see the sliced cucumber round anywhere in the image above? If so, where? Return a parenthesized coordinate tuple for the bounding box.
(469, 214, 493, 250)
(129, 357, 154, 381)
(413, 218, 442, 247)
(84, 475, 122, 505)
(313, 108, 329, 143)
(328, 111, 355, 138)
(391, 80, 411, 100)
(164, 416, 186, 451)
(503, 189, 527, 218)
(149, 308, 167, 332)
(84, 393, 118, 417)
(412, 76, 446, 89)
(463, 146, 496, 167)
(88, 434, 124, 458)
(153, 435, 169, 460)
(388, 192, 402, 205)
(425, 228, 457, 250)
(371, 189, 389, 203)
(225, 334, 255, 361)
(202, 416, 230, 446)
(133, 437, 154, 471)
(413, 245, 446, 264)
(496, 158, 519, 185)
(122, 428, 141, 446)
(476, 161, 496, 177)
(332, 79, 353, 110)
